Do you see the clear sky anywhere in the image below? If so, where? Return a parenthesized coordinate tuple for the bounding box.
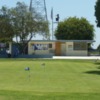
(0, 0, 99, 48)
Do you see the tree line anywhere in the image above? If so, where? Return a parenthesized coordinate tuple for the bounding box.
(0, 0, 100, 53)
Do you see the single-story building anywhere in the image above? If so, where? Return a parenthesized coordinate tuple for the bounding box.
(28, 40, 94, 56)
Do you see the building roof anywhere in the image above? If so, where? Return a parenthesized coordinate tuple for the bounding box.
(30, 40, 95, 43)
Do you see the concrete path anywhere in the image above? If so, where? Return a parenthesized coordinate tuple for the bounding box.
(53, 56, 100, 59)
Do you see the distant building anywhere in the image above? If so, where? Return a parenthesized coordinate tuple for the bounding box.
(28, 40, 94, 56)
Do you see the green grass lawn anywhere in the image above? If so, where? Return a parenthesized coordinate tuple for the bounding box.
(0, 59, 100, 100)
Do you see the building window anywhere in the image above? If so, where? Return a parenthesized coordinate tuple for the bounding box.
(74, 42, 87, 50)
(32, 44, 48, 50)
(49, 44, 52, 48)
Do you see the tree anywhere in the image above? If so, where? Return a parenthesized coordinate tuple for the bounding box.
(55, 17, 95, 40)
(0, 2, 49, 53)
(0, 6, 14, 42)
(11, 2, 49, 53)
(95, 0, 100, 27)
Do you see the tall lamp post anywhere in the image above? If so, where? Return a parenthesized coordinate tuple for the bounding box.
(51, 9, 59, 40)
(51, 8, 53, 40)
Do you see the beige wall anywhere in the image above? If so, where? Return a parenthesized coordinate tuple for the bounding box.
(66, 50, 88, 56)
(66, 42, 88, 56)
(28, 42, 55, 55)
(61, 43, 66, 56)
(28, 41, 88, 56)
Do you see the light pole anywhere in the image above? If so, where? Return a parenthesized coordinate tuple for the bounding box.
(51, 9, 60, 40)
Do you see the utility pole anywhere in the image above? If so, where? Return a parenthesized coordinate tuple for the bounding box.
(51, 8, 54, 40)
(29, 0, 50, 38)
(51, 9, 60, 40)
(29, 0, 50, 40)
(29, 0, 32, 11)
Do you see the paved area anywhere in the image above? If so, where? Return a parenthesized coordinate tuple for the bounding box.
(53, 56, 100, 59)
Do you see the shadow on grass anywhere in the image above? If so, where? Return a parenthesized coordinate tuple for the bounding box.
(94, 62, 100, 65)
(85, 70, 100, 75)
(97, 66, 100, 69)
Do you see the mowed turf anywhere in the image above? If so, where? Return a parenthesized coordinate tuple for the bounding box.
(0, 59, 100, 100)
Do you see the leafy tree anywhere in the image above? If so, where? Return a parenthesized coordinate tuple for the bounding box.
(9, 2, 49, 53)
(55, 17, 95, 40)
(0, 6, 14, 42)
(95, 0, 100, 27)
(0, 2, 49, 53)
